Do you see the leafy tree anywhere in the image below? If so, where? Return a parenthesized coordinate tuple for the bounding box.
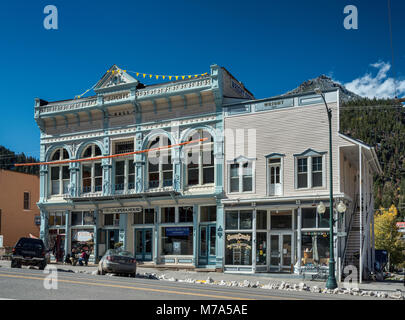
(374, 205, 405, 270)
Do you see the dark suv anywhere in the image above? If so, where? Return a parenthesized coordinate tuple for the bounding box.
(11, 238, 47, 270)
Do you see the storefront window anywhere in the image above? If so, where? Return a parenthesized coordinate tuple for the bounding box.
(256, 232, 267, 265)
(302, 207, 330, 228)
(134, 209, 155, 225)
(71, 212, 83, 226)
(71, 229, 94, 255)
(200, 206, 217, 222)
(161, 207, 175, 223)
(225, 232, 252, 265)
(302, 208, 316, 228)
(104, 213, 120, 226)
(145, 208, 155, 224)
(225, 211, 238, 229)
(179, 206, 193, 223)
(134, 212, 143, 224)
(49, 212, 66, 227)
(72, 211, 94, 226)
(301, 232, 330, 267)
(225, 210, 253, 230)
(256, 210, 267, 229)
(318, 209, 330, 228)
(270, 211, 292, 229)
(161, 227, 193, 255)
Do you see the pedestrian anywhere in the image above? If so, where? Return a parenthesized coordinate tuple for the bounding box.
(84, 250, 89, 266)
(78, 250, 86, 266)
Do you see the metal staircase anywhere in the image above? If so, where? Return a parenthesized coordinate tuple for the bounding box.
(341, 197, 361, 280)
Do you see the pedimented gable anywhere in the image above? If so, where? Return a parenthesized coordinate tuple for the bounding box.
(94, 65, 138, 92)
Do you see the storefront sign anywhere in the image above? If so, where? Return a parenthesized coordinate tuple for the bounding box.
(74, 231, 93, 242)
(226, 233, 251, 241)
(165, 227, 190, 236)
(103, 206, 142, 214)
(226, 242, 252, 250)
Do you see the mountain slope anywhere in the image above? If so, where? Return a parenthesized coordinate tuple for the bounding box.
(283, 74, 361, 102)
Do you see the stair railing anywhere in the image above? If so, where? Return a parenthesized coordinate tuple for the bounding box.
(341, 194, 358, 277)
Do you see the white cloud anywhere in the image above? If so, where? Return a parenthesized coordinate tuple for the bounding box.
(344, 61, 405, 99)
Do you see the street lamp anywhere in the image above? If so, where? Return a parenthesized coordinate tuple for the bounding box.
(314, 87, 337, 289)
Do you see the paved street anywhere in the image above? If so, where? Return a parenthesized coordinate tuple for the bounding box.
(0, 263, 388, 300)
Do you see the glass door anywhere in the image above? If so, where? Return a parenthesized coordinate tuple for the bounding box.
(281, 234, 292, 270)
(269, 233, 293, 272)
(106, 229, 119, 250)
(135, 228, 153, 261)
(269, 234, 280, 271)
(198, 224, 216, 266)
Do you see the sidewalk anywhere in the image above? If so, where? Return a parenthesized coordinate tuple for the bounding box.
(1, 259, 403, 294)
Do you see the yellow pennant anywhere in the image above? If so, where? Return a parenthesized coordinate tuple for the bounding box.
(169, 76, 172, 80)
(143, 74, 146, 78)
(162, 76, 165, 80)
(156, 75, 159, 80)
(175, 76, 179, 80)
(149, 74, 153, 79)
(194, 75, 198, 77)
(188, 75, 192, 79)
(182, 76, 185, 80)
(136, 73, 139, 77)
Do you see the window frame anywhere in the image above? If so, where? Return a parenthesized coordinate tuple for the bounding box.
(49, 148, 70, 196)
(147, 136, 173, 189)
(266, 154, 284, 196)
(294, 150, 326, 190)
(23, 192, 30, 210)
(185, 129, 215, 187)
(227, 157, 256, 194)
(81, 145, 103, 194)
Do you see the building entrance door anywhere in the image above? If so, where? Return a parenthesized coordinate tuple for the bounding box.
(134, 228, 153, 261)
(198, 224, 216, 266)
(106, 229, 119, 250)
(269, 233, 293, 272)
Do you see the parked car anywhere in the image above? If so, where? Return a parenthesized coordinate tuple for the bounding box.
(11, 237, 47, 270)
(97, 249, 136, 277)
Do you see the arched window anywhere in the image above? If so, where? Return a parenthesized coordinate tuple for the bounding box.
(185, 130, 214, 186)
(147, 136, 173, 189)
(81, 144, 102, 193)
(50, 148, 70, 196)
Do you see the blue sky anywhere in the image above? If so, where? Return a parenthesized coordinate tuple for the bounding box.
(0, 0, 404, 158)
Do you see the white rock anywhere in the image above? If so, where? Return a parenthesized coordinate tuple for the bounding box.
(311, 286, 321, 293)
(243, 280, 251, 287)
(91, 270, 98, 276)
